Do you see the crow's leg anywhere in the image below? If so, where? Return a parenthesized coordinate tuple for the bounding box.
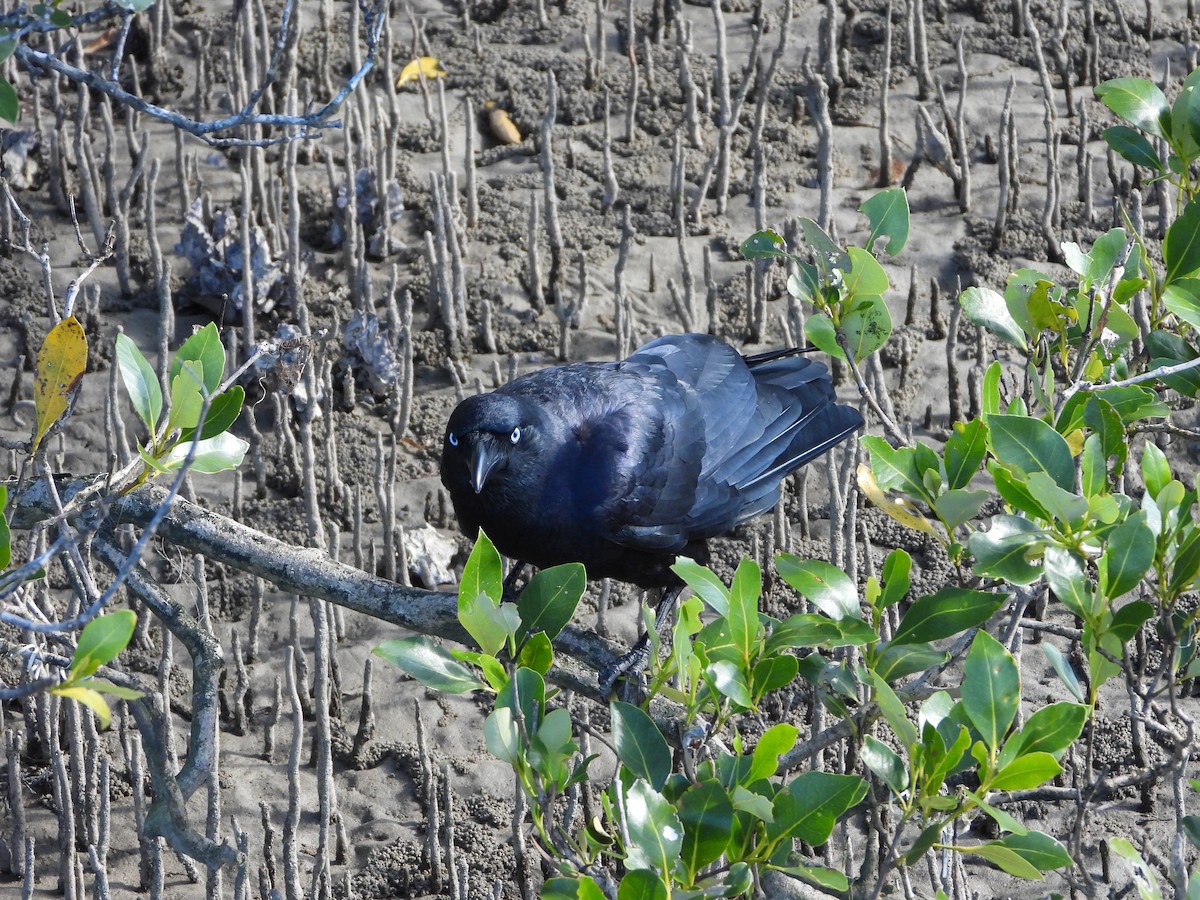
(597, 584, 683, 698)
(502, 561, 529, 603)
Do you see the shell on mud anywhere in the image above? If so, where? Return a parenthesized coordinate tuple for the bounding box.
(482, 101, 522, 145)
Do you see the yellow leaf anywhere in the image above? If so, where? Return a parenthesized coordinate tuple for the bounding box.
(857, 464, 939, 538)
(1063, 428, 1085, 456)
(397, 56, 446, 88)
(32, 316, 88, 453)
(51, 684, 113, 729)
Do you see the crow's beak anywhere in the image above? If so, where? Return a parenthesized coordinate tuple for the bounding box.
(469, 439, 503, 494)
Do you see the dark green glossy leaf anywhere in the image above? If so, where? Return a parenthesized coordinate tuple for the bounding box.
(874, 641, 948, 683)
(172, 321, 225, 395)
(1166, 198, 1200, 285)
(678, 780, 733, 877)
(987, 414, 1074, 490)
(999, 702, 1087, 766)
(751, 654, 799, 699)
(944, 419, 988, 490)
(767, 772, 868, 848)
(0, 76, 17, 124)
(879, 548, 911, 609)
(611, 701, 671, 790)
(727, 558, 761, 664)
(517, 563, 585, 640)
(892, 588, 1003, 645)
(1098, 511, 1154, 600)
(1101, 125, 1165, 171)
(178, 385, 244, 443)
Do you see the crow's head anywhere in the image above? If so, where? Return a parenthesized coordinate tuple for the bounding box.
(441, 392, 542, 495)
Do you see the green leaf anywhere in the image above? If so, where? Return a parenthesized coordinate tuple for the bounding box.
(71, 610, 137, 680)
(1098, 510, 1154, 600)
(373, 637, 483, 693)
(116, 333, 162, 436)
(841, 294, 892, 362)
(497, 667, 545, 730)
(80, 677, 142, 700)
(751, 653, 799, 698)
(708, 659, 752, 708)
(172, 321, 225, 395)
(544, 877, 608, 900)
(879, 548, 911, 608)
(623, 780, 684, 876)
(671, 557, 729, 616)
(517, 631, 553, 675)
(726, 557, 761, 664)
(516, 563, 585, 641)
(870, 670, 918, 749)
(1043, 545, 1094, 620)
(859, 187, 909, 256)
(1165, 198, 1200, 285)
(678, 780, 733, 877)
(166, 360, 205, 434)
(804, 314, 844, 362)
(860, 436, 932, 503)
(944, 419, 988, 490)
(873, 641, 948, 683)
(933, 488, 989, 531)
(1163, 278, 1200, 331)
(999, 702, 1087, 765)
(611, 701, 671, 790)
(178, 385, 244, 443)
(965, 841, 1042, 879)
(992, 831, 1072, 872)
(51, 685, 114, 729)
(739, 229, 786, 260)
(160, 431, 249, 474)
(766, 613, 875, 651)
(459, 530, 503, 611)
(616, 870, 667, 900)
(990, 751, 1062, 791)
(959, 286, 1028, 349)
(1024, 472, 1088, 528)
(775, 556, 859, 621)
(987, 414, 1074, 490)
(891, 588, 1003, 646)
(768, 865, 848, 893)
(843, 246, 890, 298)
(861, 735, 907, 794)
(1102, 125, 1166, 172)
(1095, 77, 1169, 138)
(484, 707, 520, 764)
(1142, 441, 1172, 500)
(962, 631, 1019, 752)
(112, 0, 159, 12)
(459, 591, 520, 657)
(767, 772, 868, 848)
(0, 75, 17, 124)
(748, 723, 798, 781)
(1042, 643, 1085, 702)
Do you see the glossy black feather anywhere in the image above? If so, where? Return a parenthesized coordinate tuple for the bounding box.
(440, 334, 863, 586)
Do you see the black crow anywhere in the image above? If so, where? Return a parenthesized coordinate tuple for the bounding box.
(440, 334, 863, 589)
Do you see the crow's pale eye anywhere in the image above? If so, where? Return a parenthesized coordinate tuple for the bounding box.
(510, 427, 522, 444)
(448, 432, 459, 447)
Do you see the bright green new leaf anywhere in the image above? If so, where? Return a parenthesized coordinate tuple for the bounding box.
(671, 557, 730, 615)
(373, 637, 483, 693)
(860, 435, 932, 502)
(611, 701, 671, 790)
(459, 529, 503, 611)
(962, 631, 1019, 752)
(859, 187, 909, 256)
(172, 321, 225, 395)
(52, 685, 115, 729)
(748, 723, 798, 781)
(167, 360, 205, 434)
(804, 314, 844, 362)
(990, 751, 1062, 792)
(484, 707, 520, 764)
(726, 557, 761, 664)
(460, 591, 521, 657)
(71, 610, 137, 680)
